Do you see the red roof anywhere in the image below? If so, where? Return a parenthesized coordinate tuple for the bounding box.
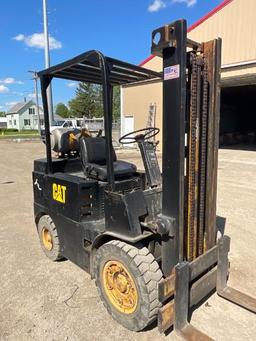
(139, 0, 234, 66)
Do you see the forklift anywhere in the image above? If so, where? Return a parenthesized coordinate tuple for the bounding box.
(33, 19, 256, 339)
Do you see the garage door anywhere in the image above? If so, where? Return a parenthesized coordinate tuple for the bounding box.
(220, 84, 256, 147)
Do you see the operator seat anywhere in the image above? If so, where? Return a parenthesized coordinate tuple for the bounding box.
(80, 137, 137, 181)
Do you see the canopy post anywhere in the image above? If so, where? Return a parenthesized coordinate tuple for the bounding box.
(40, 75, 53, 174)
(99, 53, 115, 191)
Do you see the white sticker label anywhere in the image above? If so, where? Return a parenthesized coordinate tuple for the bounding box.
(164, 64, 180, 80)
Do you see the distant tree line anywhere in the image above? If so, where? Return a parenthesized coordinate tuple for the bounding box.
(55, 82, 120, 121)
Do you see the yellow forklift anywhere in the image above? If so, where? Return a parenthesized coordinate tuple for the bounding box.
(33, 19, 256, 339)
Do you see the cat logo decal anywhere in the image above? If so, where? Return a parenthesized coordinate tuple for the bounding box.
(52, 183, 67, 204)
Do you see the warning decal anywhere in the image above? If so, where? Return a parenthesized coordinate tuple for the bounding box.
(164, 64, 180, 80)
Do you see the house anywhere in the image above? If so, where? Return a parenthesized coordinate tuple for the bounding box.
(0, 117, 7, 128)
(6, 100, 44, 131)
(122, 0, 256, 149)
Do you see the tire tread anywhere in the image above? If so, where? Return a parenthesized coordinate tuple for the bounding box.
(94, 240, 163, 331)
(37, 215, 62, 261)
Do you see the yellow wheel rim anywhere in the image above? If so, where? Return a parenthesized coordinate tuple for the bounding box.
(41, 227, 53, 251)
(102, 260, 138, 314)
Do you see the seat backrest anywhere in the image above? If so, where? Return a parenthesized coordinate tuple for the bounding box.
(80, 137, 117, 166)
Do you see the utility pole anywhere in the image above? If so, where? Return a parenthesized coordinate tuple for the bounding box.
(29, 71, 41, 134)
(43, 0, 54, 123)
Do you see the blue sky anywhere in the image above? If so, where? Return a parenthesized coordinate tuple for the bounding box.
(0, 0, 223, 111)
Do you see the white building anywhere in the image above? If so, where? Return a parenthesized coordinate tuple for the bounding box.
(6, 100, 44, 131)
(0, 117, 7, 128)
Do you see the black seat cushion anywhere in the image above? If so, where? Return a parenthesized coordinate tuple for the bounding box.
(80, 136, 116, 165)
(86, 160, 137, 181)
(80, 137, 137, 180)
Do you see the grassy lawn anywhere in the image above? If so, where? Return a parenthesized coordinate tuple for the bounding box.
(0, 130, 40, 139)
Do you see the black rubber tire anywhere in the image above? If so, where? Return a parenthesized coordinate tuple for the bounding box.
(37, 215, 62, 261)
(94, 240, 163, 331)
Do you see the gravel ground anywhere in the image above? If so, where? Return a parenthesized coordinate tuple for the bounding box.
(0, 140, 255, 341)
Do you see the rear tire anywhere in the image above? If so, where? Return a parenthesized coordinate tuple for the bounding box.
(37, 215, 62, 261)
(94, 240, 163, 331)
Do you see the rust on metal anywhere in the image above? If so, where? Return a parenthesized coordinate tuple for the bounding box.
(186, 52, 198, 261)
(190, 245, 218, 281)
(197, 57, 208, 256)
(184, 39, 221, 260)
(186, 53, 206, 261)
(158, 300, 175, 333)
(217, 232, 256, 317)
(159, 274, 175, 302)
(190, 267, 217, 307)
(218, 286, 256, 314)
(202, 39, 222, 251)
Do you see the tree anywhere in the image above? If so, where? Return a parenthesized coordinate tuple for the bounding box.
(68, 83, 102, 118)
(0, 111, 6, 117)
(55, 103, 70, 118)
(112, 86, 120, 122)
(68, 83, 120, 120)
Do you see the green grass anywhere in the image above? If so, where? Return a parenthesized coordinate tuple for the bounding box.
(0, 131, 40, 139)
(1, 130, 38, 135)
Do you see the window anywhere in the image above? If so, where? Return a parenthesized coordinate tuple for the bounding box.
(52, 120, 64, 126)
(63, 121, 73, 127)
(24, 119, 31, 126)
(13, 120, 16, 126)
(29, 108, 35, 115)
(9, 120, 12, 125)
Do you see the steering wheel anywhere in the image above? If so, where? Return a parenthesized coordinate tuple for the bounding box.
(119, 127, 160, 145)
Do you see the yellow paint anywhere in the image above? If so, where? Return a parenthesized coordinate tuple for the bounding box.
(102, 260, 138, 314)
(52, 183, 67, 203)
(41, 227, 53, 251)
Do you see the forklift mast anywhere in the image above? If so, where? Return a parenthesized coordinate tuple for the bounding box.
(151, 20, 221, 276)
(151, 20, 256, 338)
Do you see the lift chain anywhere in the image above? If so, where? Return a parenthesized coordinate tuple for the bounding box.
(187, 52, 198, 261)
(198, 58, 209, 255)
(187, 53, 208, 261)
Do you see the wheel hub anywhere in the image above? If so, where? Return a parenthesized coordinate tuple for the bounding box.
(102, 260, 138, 314)
(41, 227, 53, 251)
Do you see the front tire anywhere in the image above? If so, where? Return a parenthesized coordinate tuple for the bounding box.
(37, 215, 62, 261)
(94, 240, 163, 331)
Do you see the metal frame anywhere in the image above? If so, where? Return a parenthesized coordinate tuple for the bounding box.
(158, 235, 256, 339)
(152, 19, 256, 339)
(37, 50, 161, 189)
(203, 39, 222, 250)
(152, 19, 187, 276)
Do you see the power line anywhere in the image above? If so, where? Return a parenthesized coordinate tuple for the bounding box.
(43, 0, 54, 123)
